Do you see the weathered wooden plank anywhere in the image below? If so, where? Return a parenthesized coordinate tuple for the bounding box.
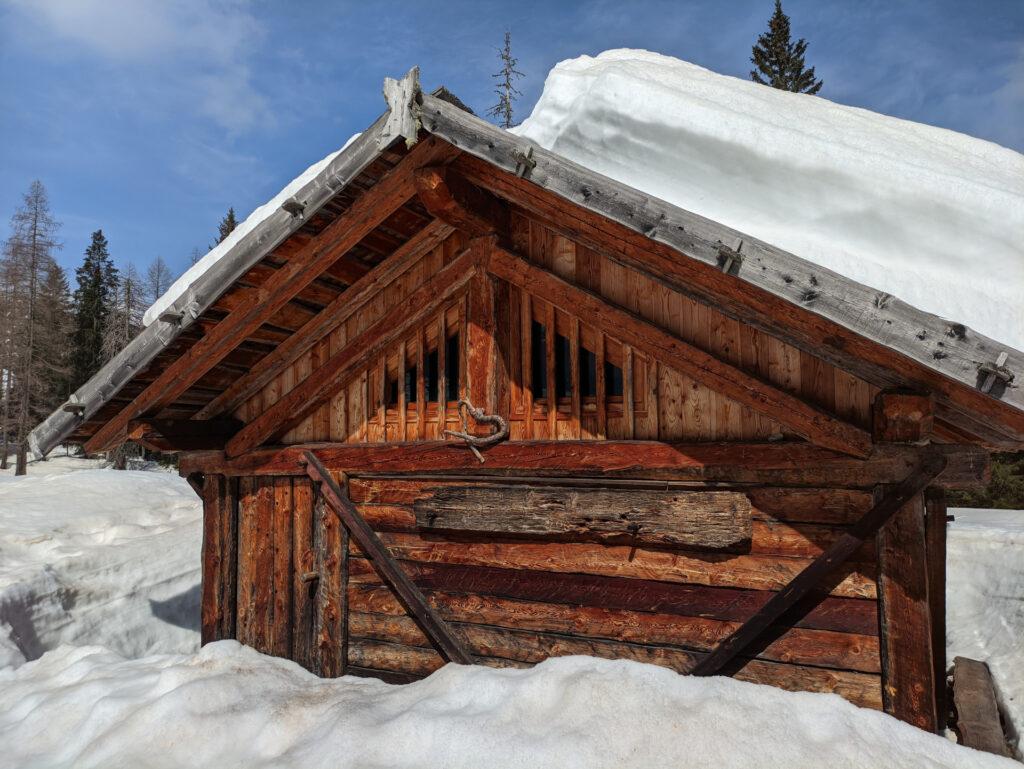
(236, 477, 275, 653)
(951, 657, 1012, 757)
(489, 246, 873, 458)
(291, 478, 316, 670)
(348, 583, 881, 672)
(421, 94, 1024, 445)
(358, 531, 876, 599)
(200, 474, 236, 643)
(877, 492, 938, 731)
(347, 560, 879, 635)
(196, 220, 454, 420)
(413, 485, 752, 549)
(691, 453, 946, 677)
(271, 477, 293, 658)
(85, 137, 458, 454)
(226, 248, 478, 456)
(303, 451, 474, 664)
(465, 251, 498, 417)
(311, 482, 345, 676)
(348, 623, 882, 709)
(181, 441, 988, 490)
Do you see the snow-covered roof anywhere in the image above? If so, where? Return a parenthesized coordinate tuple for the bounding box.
(512, 50, 1024, 350)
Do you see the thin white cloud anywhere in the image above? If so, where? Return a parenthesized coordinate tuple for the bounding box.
(4, 0, 270, 132)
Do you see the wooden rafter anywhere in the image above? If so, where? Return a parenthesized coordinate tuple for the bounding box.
(83, 136, 459, 454)
(415, 166, 506, 238)
(488, 245, 873, 459)
(225, 246, 479, 457)
(127, 417, 242, 452)
(194, 219, 454, 420)
(302, 450, 474, 664)
(690, 451, 947, 678)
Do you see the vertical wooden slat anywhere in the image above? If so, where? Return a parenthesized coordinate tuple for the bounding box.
(271, 477, 293, 658)
(234, 476, 254, 647)
(397, 341, 407, 440)
(291, 478, 315, 670)
(376, 356, 386, 441)
(313, 482, 344, 676)
(623, 344, 635, 439)
(596, 331, 607, 439)
(494, 277, 511, 421)
(521, 291, 534, 437)
(467, 267, 497, 418)
(546, 301, 557, 436)
(236, 477, 274, 654)
(569, 315, 581, 438)
(925, 487, 949, 730)
(437, 309, 447, 436)
(877, 491, 938, 731)
(416, 326, 426, 440)
(458, 294, 469, 403)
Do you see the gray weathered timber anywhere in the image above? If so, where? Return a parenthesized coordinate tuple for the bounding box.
(27, 109, 393, 459)
(952, 656, 1012, 757)
(418, 93, 1024, 442)
(379, 67, 421, 150)
(414, 485, 753, 549)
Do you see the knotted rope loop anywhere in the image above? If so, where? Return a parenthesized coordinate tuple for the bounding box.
(442, 398, 509, 463)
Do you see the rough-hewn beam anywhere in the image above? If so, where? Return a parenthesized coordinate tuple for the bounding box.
(690, 452, 946, 678)
(303, 450, 474, 664)
(489, 245, 873, 459)
(419, 94, 1024, 445)
(194, 219, 454, 420)
(414, 166, 507, 237)
(84, 136, 458, 454)
(225, 247, 478, 457)
(873, 391, 934, 444)
(180, 440, 988, 490)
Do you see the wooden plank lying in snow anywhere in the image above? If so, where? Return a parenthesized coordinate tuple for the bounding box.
(952, 656, 1012, 757)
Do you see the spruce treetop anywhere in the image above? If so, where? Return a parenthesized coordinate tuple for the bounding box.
(750, 0, 823, 95)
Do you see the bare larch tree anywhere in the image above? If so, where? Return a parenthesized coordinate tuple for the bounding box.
(487, 31, 524, 129)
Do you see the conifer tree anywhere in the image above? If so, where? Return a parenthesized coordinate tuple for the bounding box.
(216, 207, 238, 245)
(750, 0, 823, 95)
(487, 31, 524, 129)
(102, 262, 145, 362)
(71, 230, 118, 391)
(145, 255, 174, 306)
(2, 181, 65, 474)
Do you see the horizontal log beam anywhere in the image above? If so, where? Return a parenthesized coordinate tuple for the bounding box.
(84, 136, 458, 455)
(180, 440, 988, 490)
(225, 246, 478, 457)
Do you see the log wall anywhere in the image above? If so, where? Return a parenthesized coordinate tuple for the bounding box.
(237, 214, 876, 446)
(202, 472, 886, 710)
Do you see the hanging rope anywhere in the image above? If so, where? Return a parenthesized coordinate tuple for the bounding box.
(443, 398, 509, 463)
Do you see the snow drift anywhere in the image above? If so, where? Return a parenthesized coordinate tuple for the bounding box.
(512, 50, 1024, 350)
(0, 459, 201, 668)
(1, 644, 1016, 769)
(948, 508, 1024, 751)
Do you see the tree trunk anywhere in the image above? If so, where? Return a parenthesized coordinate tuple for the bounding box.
(15, 441, 27, 476)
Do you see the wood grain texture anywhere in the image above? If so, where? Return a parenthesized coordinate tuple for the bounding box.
(200, 474, 236, 643)
(951, 657, 1012, 757)
(413, 484, 753, 549)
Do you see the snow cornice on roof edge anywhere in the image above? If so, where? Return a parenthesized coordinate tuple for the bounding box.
(29, 66, 1024, 457)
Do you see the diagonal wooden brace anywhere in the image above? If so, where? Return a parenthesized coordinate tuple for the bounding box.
(302, 450, 475, 665)
(691, 451, 947, 677)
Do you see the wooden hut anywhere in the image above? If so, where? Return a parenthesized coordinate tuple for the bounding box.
(30, 69, 1023, 733)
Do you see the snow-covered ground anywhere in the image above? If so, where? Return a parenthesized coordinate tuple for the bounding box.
(1, 643, 1017, 769)
(0, 457, 1021, 766)
(948, 508, 1024, 752)
(512, 50, 1024, 350)
(0, 454, 201, 669)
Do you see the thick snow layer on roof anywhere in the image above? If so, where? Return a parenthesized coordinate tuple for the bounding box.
(142, 135, 360, 327)
(513, 50, 1024, 350)
(1, 645, 1015, 769)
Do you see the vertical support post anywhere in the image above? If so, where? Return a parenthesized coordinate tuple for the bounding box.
(200, 473, 237, 644)
(925, 487, 949, 729)
(877, 490, 939, 731)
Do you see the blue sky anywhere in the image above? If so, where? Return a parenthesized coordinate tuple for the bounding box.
(2, 0, 1022, 282)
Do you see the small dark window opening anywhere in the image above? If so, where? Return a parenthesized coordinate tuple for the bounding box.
(425, 349, 439, 402)
(387, 378, 399, 407)
(404, 365, 417, 404)
(445, 333, 460, 401)
(555, 333, 571, 400)
(605, 361, 624, 397)
(530, 321, 547, 399)
(579, 347, 597, 398)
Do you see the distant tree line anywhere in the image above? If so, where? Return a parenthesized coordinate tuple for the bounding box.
(0, 180, 237, 475)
